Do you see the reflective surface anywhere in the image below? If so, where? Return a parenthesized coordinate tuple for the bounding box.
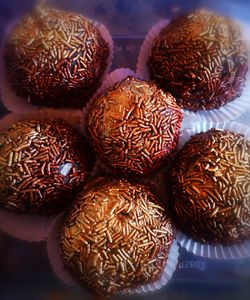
(0, 1, 250, 299)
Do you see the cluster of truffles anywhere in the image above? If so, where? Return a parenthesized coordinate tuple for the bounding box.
(58, 74, 182, 295)
(1, 4, 184, 296)
(4, 6, 109, 108)
(169, 129, 250, 245)
(148, 9, 248, 111)
(5, 8, 247, 112)
(0, 4, 249, 299)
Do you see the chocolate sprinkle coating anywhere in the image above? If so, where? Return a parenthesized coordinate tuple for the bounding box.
(4, 6, 109, 108)
(0, 119, 89, 215)
(60, 177, 173, 296)
(147, 9, 248, 111)
(168, 129, 250, 245)
(87, 76, 183, 175)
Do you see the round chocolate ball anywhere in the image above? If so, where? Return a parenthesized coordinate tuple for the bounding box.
(4, 6, 109, 108)
(60, 177, 173, 296)
(147, 9, 248, 111)
(169, 129, 250, 245)
(0, 119, 90, 215)
(87, 76, 183, 175)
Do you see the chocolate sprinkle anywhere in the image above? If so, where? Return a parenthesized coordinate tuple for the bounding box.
(147, 9, 248, 111)
(87, 76, 183, 175)
(0, 119, 89, 215)
(4, 6, 109, 108)
(168, 129, 250, 245)
(60, 177, 173, 296)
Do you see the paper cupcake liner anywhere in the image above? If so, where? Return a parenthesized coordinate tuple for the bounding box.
(47, 215, 179, 294)
(175, 120, 250, 260)
(136, 19, 250, 123)
(0, 209, 57, 242)
(0, 13, 114, 114)
(0, 108, 83, 133)
(0, 108, 84, 242)
(94, 21, 114, 77)
(136, 19, 169, 81)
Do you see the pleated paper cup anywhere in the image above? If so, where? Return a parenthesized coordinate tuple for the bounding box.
(136, 19, 169, 81)
(136, 19, 250, 123)
(0, 8, 114, 114)
(175, 120, 250, 260)
(47, 215, 180, 295)
(0, 108, 83, 132)
(0, 210, 57, 242)
(0, 108, 85, 242)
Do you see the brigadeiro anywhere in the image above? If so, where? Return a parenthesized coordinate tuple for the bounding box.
(59, 177, 173, 296)
(147, 9, 248, 111)
(0, 119, 90, 216)
(87, 76, 183, 175)
(168, 129, 250, 245)
(4, 6, 110, 108)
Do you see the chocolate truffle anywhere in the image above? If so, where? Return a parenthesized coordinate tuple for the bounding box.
(169, 129, 250, 245)
(147, 9, 248, 111)
(0, 119, 89, 215)
(60, 177, 173, 296)
(4, 6, 109, 108)
(87, 76, 183, 175)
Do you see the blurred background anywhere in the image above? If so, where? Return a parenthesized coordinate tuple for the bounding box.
(0, 1, 250, 300)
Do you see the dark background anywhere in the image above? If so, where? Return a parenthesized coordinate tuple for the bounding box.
(0, 1, 250, 300)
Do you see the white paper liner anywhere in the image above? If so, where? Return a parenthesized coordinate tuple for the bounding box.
(136, 20, 169, 81)
(0, 209, 56, 242)
(136, 19, 250, 123)
(47, 215, 179, 294)
(175, 120, 250, 260)
(0, 12, 114, 114)
(0, 108, 84, 242)
(0, 108, 83, 132)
